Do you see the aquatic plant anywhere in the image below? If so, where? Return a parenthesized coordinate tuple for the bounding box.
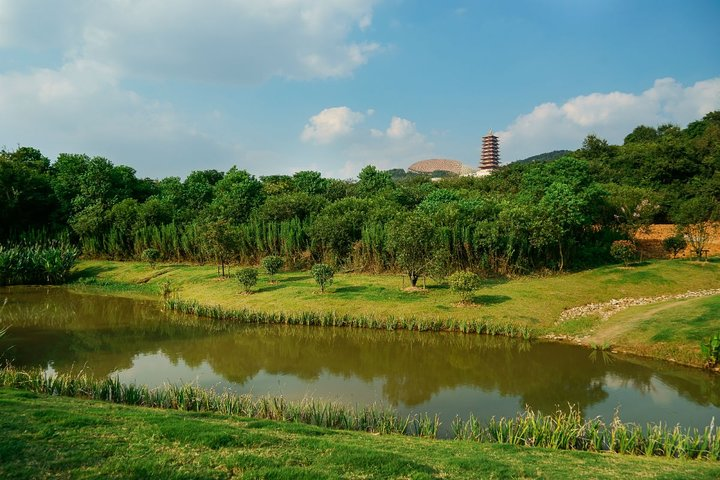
(700, 332, 720, 368)
(163, 298, 535, 339)
(0, 243, 79, 286)
(2, 366, 718, 459)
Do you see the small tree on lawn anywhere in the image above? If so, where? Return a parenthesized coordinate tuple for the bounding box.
(610, 240, 638, 266)
(141, 248, 160, 269)
(386, 211, 436, 287)
(236, 267, 258, 293)
(672, 196, 718, 260)
(448, 271, 481, 304)
(261, 255, 284, 283)
(311, 263, 334, 293)
(662, 234, 687, 258)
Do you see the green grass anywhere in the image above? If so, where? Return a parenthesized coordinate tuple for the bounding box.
(69, 258, 720, 366)
(590, 294, 720, 365)
(2, 388, 720, 479)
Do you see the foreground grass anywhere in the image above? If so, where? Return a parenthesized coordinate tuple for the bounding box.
(3, 388, 720, 480)
(71, 258, 720, 366)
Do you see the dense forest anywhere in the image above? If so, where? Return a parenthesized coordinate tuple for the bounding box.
(1, 112, 718, 278)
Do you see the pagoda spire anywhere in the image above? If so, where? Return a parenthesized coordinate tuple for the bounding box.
(479, 130, 500, 172)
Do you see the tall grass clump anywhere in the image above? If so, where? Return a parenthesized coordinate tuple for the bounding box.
(0, 243, 79, 286)
(164, 298, 535, 339)
(453, 405, 720, 460)
(2, 366, 718, 459)
(0, 365, 413, 436)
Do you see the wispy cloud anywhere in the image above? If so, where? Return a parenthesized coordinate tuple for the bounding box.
(0, 0, 381, 84)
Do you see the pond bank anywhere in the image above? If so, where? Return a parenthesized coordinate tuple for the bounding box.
(68, 258, 720, 369)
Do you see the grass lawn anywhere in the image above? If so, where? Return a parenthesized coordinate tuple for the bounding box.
(585, 294, 720, 365)
(71, 257, 720, 366)
(2, 387, 718, 479)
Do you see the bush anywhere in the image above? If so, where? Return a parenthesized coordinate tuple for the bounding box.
(236, 267, 258, 293)
(609, 240, 638, 266)
(311, 263, 334, 293)
(448, 270, 481, 304)
(141, 248, 160, 268)
(701, 333, 720, 368)
(261, 255, 284, 282)
(0, 243, 79, 286)
(661, 234, 687, 258)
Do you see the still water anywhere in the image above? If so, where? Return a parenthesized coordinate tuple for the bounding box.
(1, 286, 718, 432)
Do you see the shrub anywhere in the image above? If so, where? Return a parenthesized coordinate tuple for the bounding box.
(159, 280, 174, 301)
(448, 271, 481, 304)
(701, 333, 720, 368)
(0, 243, 78, 286)
(236, 267, 258, 293)
(609, 240, 638, 266)
(311, 263, 334, 293)
(661, 234, 687, 258)
(141, 248, 160, 268)
(261, 255, 284, 282)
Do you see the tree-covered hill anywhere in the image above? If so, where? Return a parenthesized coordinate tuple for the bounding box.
(1, 111, 718, 275)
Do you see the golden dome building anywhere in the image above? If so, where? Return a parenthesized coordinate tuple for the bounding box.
(408, 158, 476, 177)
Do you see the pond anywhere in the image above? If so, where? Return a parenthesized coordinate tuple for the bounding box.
(1, 286, 719, 435)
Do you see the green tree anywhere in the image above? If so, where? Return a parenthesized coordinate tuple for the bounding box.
(261, 255, 284, 282)
(311, 263, 334, 293)
(293, 170, 328, 195)
(202, 218, 237, 277)
(236, 267, 258, 293)
(448, 270, 482, 304)
(209, 167, 264, 223)
(357, 165, 394, 197)
(0, 147, 57, 237)
(387, 212, 437, 287)
(662, 234, 687, 258)
(604, 184, 661, 240)
(142, 248, 160, 268)
(610, 240, 638, 266)
(308, 198, 370, 263)
(671, 196, 718, 260)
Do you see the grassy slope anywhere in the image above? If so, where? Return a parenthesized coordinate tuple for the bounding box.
(2, 388, 718, 480)
(72, 258, 720, 365)
(585, 294, 720, 365)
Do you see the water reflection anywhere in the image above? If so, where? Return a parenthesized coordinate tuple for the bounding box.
(1, 286, 718, 430)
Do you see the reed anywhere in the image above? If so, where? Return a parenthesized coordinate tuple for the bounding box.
(459, 406, 720, 460)
(2, 365, 717, 460)
(164, 298, 536, 339)
(0, 365, 412, 436)
(0, 243, 79, 286)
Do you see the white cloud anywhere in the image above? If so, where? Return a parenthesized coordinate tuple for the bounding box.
(300, 107, 366, 144)
(0, 59, 245, 178)
(498, 77, 720, 163)
(0, 1, 386, 178)
(0, 0, 381, 83)
(298, 112, 435, 177)
(385, 116, 417, 139)
(331, 115, 435, 177)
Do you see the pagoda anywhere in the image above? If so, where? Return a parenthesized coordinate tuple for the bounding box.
(479, 129, 500, 173)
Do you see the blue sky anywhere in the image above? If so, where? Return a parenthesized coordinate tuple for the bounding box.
(1, 0, 719, 179)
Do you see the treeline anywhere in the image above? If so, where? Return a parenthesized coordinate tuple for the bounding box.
(1, 112, 718, 276)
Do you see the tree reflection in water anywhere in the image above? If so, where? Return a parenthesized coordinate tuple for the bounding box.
(1, 286, 718, 428)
